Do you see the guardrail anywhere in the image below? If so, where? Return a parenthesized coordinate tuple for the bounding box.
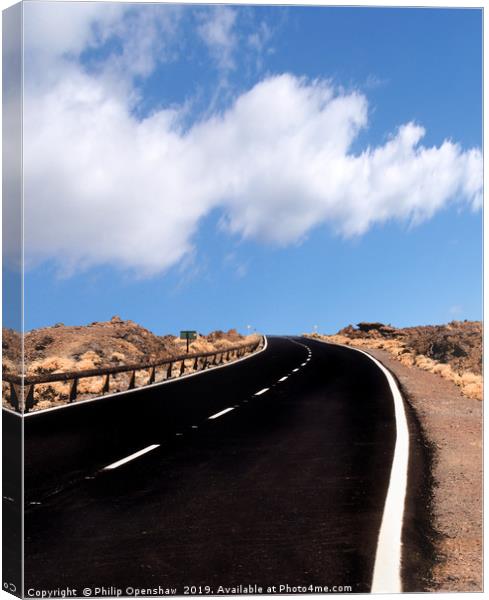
(3, 337, 264, 413)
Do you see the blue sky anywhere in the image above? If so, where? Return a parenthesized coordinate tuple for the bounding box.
(14, 3, 483, 335)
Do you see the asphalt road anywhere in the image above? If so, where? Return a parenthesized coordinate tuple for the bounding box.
(24, 336, 416, 594)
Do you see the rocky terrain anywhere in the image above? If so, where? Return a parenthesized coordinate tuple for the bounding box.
(309, 321, 482, 400)
(2, 317, 258, 410)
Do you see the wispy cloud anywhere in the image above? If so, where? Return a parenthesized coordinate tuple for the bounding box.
(449, 305, 464, 317)
(247, 21, 275, 71)
(197, 6, 238, 72)
(364, 74, 388, 89)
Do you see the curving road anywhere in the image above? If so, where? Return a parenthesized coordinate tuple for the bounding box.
(23, 336, 425, 595)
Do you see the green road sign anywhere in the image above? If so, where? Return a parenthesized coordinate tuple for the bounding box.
(180, 330, 197, 353)
(180, 330, 197, 340)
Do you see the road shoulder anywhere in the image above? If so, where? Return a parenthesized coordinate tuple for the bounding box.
(366, 348, 482, 592)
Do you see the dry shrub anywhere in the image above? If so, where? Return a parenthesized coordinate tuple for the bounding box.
(187, 339, 215, 353)
(78, 375, 105, 395)
(2, 381, 15, 409)
(431, 363, 453, 378)
(398, 353, 415, 367)
(462, 381, 483, 401)
(212, 339, 234, 350)
(110, 372, 132, 393)
(167, 362, 181, 378)
(414, 355, 436, 370)
(459, 372, 483, 401)
(34, 382, 69, 405)
(29, 356, 76, 374)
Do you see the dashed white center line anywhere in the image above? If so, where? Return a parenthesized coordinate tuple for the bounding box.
(208, 407, 235, 420)
(103, 444, 160, 470)
(301, 362, 307, 366)
(278, 376, 288, 382)
(292, 368, 299, 372)
(254, 388, 270, 396)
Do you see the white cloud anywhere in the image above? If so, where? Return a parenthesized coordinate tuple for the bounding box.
(22, 7, 482, 278)
(23, 2, 181, 97)
(23, 0, 125, 99)
(23, 1, 124, 61)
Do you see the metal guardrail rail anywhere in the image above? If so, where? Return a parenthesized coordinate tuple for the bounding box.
(3, 337, 264, 413)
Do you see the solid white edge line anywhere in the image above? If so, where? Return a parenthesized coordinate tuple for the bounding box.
(2, 406, 21, 416)
(254, 387, 269, 396)
(208, 407, 235, 420)
(362, 348, 409, 593)
(335, 341, 409, 592)
(103, 444, 160, 470)
(23, 335, 269, 417)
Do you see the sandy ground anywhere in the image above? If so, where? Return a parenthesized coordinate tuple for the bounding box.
(367, 348, 482, 591)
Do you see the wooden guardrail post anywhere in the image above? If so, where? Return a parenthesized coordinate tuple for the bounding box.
(102, 374, 110, 394)
(69, 378, 78, 403)
(128, 371, 136, 390)
(148, 366, 156, 385)
(25, 385, 36, 412)
(179, 360, 185, 376)
(166, 362, 173, 379)
(9, 383, 19, 412)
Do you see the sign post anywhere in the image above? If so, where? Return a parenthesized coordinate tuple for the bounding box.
(180, 330, 197, 353)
